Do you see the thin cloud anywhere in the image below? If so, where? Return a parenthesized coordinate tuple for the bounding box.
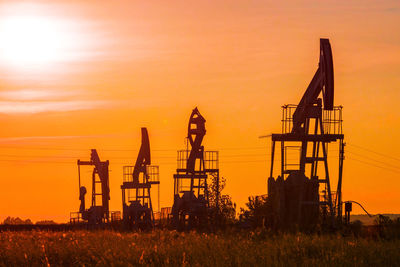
(0, 89, 75, 101)
(0, 133, 132, 143)
(0, 100, 111, 114)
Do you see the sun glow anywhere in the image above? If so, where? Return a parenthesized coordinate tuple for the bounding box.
(0, 15, 81, 69)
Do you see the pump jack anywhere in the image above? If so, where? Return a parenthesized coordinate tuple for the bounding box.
(71, 149, 110, 224)
(121, 128, 160, 230)
(172, 107, 219, 230)
(268, 39, 344, 228)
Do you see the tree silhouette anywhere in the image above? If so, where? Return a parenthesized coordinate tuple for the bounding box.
(208, 175, 236, 227)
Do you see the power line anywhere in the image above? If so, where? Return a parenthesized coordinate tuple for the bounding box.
(220, 153, 268, 158)
(0, 145, 269, 152)
(0, 159, 76, 165)
(346, 151, 400, 171)
(0, 141, 397, 173)
(346, 156, 400, 174)
(0, 158, 268, 165)
(0, 154, 177, 160)
(0, 151, 336, 160)
(221, 160, 266, 164)
(347, 143, 400, 162)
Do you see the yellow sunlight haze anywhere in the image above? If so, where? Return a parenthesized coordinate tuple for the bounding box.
(0, 4, 88, 72)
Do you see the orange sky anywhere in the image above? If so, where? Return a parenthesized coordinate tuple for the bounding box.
(0, 1, 399, 222)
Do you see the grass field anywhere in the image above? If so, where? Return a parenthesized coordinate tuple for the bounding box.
(0, 229, 399, 266)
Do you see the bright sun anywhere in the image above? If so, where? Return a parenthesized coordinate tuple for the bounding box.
(0, 15, 77, 68)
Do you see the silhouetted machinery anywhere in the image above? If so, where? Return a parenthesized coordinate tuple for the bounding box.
(172, 107, 219, 230)
(268, 39, 345, 228)
(121, 128, 160, 230)
(70, 149, 110, 224)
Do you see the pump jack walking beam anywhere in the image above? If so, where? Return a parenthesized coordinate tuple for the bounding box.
(292, 38, 334, 134)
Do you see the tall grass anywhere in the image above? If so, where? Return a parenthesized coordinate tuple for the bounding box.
(0, 230, 399, 266)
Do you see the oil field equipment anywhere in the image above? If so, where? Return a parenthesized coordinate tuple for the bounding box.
(70, 149, 111, 224)
(268, 38, 345, 228)
(121, 128, 160, 230)
(172, 107, 220, 230)
(344, 201, 352, 224)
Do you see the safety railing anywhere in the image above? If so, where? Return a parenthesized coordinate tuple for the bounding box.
(123, 165, 159, 183)
(281, 104, 297, 134)
(177, 150, 190, 169)
(69, 212, 82, 224)
(110, 211, 121, 222)
(281, 104, 343, 135)
(146, 165, 160, 183)
(123, 166, 134, 182)
(205, 151, 219, 170)
(323, 106, 343, 135)
(176, 150, 219, 171)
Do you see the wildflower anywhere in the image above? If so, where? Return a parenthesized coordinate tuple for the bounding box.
(347, 241, 356, 247)
(139, 250, 145, 264)
(41, 244, 50, 267)
(182, 252, 186, 267)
